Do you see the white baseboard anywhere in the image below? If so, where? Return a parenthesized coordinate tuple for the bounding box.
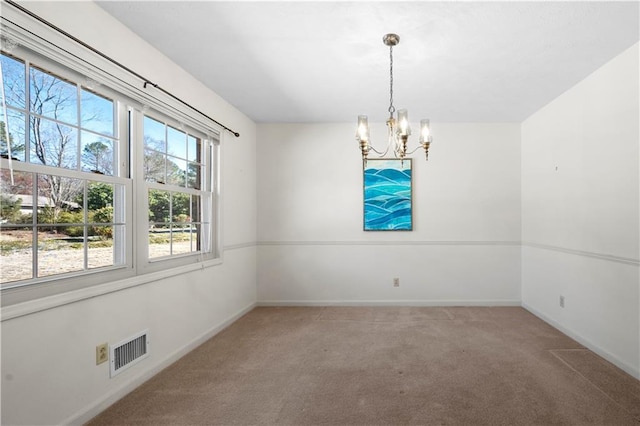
(522, 303, 640, 380)
(65, 302, 257, 426)
(257, 299, 521, 307)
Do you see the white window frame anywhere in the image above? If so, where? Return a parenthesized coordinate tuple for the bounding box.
(132, 109, 220, 274)
(0, 9, 223, 310)
(1, 45, 134, 302)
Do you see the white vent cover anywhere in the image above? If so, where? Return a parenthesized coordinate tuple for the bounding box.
(110, 330, 149, 377)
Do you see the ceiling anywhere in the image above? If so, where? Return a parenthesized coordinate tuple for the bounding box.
(96, 1, 639, 123)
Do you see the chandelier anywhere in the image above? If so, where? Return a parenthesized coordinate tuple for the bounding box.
(356, 33, 432, 163)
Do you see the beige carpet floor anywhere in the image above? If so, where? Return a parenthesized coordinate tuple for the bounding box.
(87, 307, 640, 425)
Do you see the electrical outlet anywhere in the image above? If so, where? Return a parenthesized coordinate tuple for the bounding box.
(96, 343, 108, 365)
(393, 278, 400, 287)
(559, 295, 565, 308)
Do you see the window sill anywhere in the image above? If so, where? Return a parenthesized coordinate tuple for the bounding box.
(1, 257, 223, 322)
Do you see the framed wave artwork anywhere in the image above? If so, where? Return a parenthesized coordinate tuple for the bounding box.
(363, 158, 413, 231)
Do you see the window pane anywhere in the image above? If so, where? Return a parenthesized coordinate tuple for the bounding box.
(35, 174, 83, 225)
(87, 187, 118, 268)
(167, 157, 186, 187)
(187, 162, 201, 189)
(187, 135, 198, 162)
(37, 225, 85, 277)
(81, 89, 114, 136)
(167, 126, 186, 159)
(1, 169, 33, 220)
(89, 198, 113, 228)
(148, 189, 170, 224)
(86, 181, 114, 211)
(30, 66, 77, 125)
(144, 148, 165, 183)
(1, 193, 31, 225)
(0, 108, 26, 161)
(0, 225, 34, 284)
(143, 116, 165, 151)
(1, 53, 26, 109)
(148, 231, 170, 259)
(81, 132, 114, 175)
(172, 192, 190, 221)
(172, 226, 193, 255)
(87, 224, 120, 269)
(29, 117, 78, 169)
(191, 194, 201, 223)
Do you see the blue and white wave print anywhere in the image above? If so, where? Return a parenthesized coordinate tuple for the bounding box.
(364, 163, 412, 231)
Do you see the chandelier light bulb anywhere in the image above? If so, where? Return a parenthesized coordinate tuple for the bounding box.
(397, 109, 411, 137)
(356, 115, 370, 142)
(420, 119, 431, 143)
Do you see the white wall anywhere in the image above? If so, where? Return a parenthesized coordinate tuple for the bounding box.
(257, 123, 521, 305)
(0, 2, 257, 425)
(521, 43, 640, 378)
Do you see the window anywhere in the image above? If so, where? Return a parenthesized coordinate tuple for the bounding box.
(138, 114, 217, 270)
(0, 37, 220, 302)
(1, 51, 128, 287)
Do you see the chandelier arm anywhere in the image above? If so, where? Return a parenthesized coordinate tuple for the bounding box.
(368, 144, 391, 156)
(406, 145, 425, 156)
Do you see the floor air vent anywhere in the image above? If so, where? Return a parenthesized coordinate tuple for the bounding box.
(110, 330, 149, 377)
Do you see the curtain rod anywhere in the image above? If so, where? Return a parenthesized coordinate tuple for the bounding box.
(3, 0, 240, 138)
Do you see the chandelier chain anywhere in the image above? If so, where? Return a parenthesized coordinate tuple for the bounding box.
(388, 45, 395, 116)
